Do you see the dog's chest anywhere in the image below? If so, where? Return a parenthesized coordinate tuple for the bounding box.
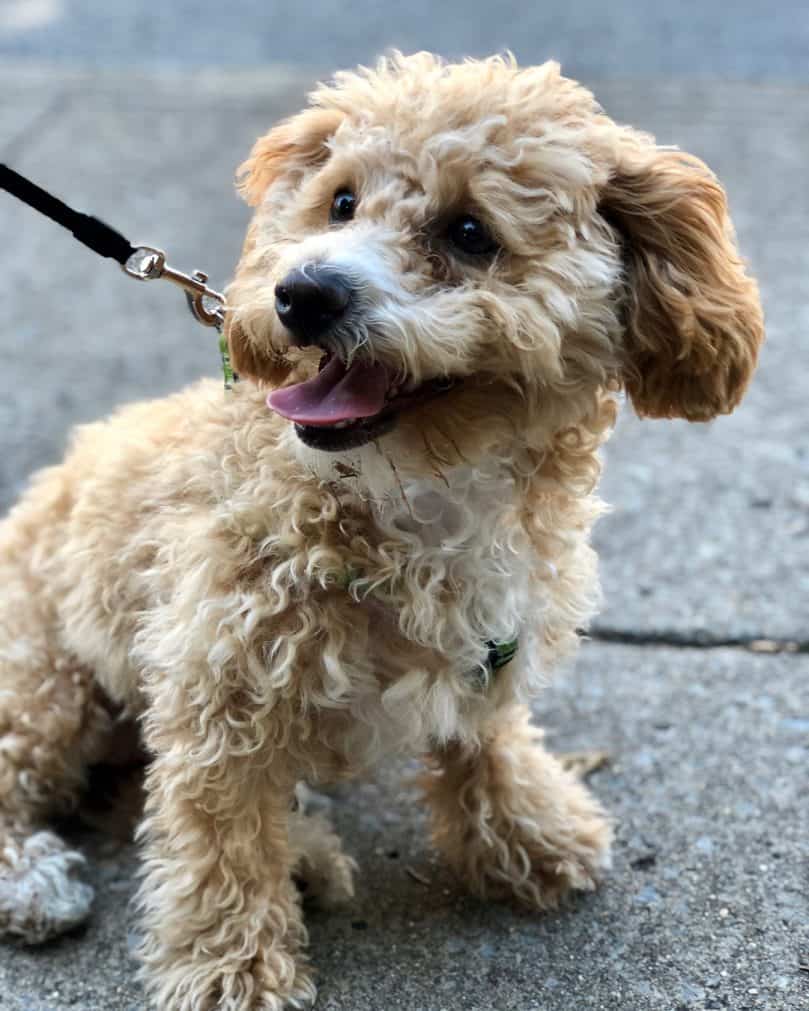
(366, 466, 532, 665)
(311, 467, 537, 757)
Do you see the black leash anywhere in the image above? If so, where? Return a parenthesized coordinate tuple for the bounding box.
(1, 164, 136, 265)
(1, 162, 237, 388)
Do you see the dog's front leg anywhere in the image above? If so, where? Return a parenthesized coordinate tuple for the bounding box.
(136, 684, 313, 1011)
(421, 703, 612, 909)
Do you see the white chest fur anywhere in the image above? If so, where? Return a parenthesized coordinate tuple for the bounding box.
(330, 462, 543, 754)
(370, 462, 532, 659)
(292, 436, 555, 753)
(295, 432, 537, 658)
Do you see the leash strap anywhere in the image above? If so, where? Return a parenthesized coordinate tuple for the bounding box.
(1, 162, 236, 387)
(1, 163, 136, 264)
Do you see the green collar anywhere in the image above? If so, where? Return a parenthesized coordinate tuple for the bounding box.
(485, 638, 519, 674)
(218, 332, 238, 390)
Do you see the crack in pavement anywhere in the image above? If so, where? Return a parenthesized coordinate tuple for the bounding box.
(588, 626, 809, 654)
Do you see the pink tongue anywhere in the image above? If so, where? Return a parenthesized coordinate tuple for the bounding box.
(267, 355, 390, 425)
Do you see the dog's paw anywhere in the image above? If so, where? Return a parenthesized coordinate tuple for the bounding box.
(474, 803, 613, 910)
(0, 830, 94, 943)
(424, 710, 614, 912)
(295, 841, 357, 908)
(289, 807, 357, 908)
(220, 968, 317, 1011)
(283, 975, 318, 1011)
(147, 948, 316, 1011)
(512, 812, 612, 908)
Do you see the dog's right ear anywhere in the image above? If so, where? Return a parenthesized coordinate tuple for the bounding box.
(236, 107, 345, 206)
(226, 107, 344, 382)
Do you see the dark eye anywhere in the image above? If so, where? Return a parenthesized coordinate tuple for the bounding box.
(329, 188, 356, 224)
(446, 214, 498, 257)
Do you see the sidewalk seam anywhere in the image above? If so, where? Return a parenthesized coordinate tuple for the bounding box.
(588, 626, 808, 654)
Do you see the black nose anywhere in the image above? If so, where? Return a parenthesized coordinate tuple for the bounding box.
(274, 266, 352, 344)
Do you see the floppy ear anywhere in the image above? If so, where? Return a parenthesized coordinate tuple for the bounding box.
(601, 139, 764, 421)
(236, 106, 344, 206)
(226, 106, 344, 382)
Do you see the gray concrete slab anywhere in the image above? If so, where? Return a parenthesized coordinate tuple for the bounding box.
(2, 71, 807, 640)
(0, 89, 68, 165)
(590, 83, 809, 641)
(1, 0, 809, 82)
(1, 641, 806, 1010)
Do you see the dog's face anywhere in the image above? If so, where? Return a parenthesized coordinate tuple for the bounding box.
(226, 54, 763, 477)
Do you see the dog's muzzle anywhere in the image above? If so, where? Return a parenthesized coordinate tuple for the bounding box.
(275, 264, 352, 346)
(268, 262, 459, 452)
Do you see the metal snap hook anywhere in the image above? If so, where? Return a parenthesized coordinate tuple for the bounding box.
(122, 247, 226, 329)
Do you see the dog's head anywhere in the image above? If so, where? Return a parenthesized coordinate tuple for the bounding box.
(226, 54, 763, 476)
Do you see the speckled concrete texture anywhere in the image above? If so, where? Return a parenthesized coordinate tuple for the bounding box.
(0, 644, 805, 1011)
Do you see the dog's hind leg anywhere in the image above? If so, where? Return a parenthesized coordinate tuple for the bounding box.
(0, 531, 113, 943)
(289, 785, 356, 907)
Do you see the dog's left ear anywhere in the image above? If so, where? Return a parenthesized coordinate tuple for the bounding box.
(601, 138, 764, 421)
(236, 106, 345, 206)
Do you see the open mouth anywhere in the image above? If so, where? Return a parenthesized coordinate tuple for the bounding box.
(266, 351, 457, 452)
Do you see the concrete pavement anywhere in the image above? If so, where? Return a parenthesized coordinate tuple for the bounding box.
(1, 644, 806, 1010)
(1, 0, 809, 80)
(1, 61, 807, 1011)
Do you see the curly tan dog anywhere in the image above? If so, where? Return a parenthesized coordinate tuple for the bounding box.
(0, 54, 762, 1010)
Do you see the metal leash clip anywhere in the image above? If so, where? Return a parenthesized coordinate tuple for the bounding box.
(122, 246, 226, 329)
(122, 246, 238, 389)
(0, 165, 237, 386)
